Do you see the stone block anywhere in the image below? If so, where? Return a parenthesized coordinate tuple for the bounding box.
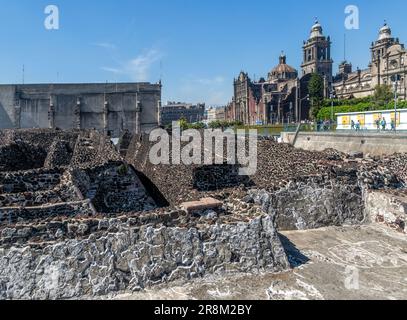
(181, 198, 223, 214)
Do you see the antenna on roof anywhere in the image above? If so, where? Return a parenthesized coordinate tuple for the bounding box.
(160, 60, 163, 83)
(344, 33, 347, 62)
(22, 64, 25, 84)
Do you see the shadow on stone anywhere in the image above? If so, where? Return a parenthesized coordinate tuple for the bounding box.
(133, 167, 170, 208)
(279, 233, 310, 268)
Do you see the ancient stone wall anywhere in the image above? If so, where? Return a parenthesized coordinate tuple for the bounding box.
(70, 162, 156, 213)
(0, 169, 63, 194)
(0, 200, 95, 227)
(365, 190, 407, 234)
(0, 213, 289, 300)
(248, 178, 365, 231)
(0, 142, 47, 172)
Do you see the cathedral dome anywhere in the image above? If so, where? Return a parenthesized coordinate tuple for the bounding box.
(310, 20, 323, 39)
(378, 23, 392, 41)
(269, 53, 298, 81)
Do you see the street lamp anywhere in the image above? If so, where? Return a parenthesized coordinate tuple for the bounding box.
(330, 91, 336, 123)
(391, 74, 401, 132)
(299, 94, 310, 123)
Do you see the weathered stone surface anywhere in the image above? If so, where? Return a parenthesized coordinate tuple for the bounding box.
(0, 214, 289, 300)
(181, 198, 223, 214)
(249, 178, 365, 231)
(1, 128, 407, 300)
(365, 191, 407, 234)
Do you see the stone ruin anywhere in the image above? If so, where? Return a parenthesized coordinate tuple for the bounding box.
(0, 128, 406, 299)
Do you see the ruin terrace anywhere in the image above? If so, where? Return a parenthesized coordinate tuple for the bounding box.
(0, 128, 406, 300)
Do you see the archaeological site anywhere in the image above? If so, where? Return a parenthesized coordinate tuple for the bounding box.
(0, 127, 406, 300)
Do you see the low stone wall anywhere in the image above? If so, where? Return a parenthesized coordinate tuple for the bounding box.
(0, 142, 47, 172)
(0, 214, 289, 300)
(365, 191, 407, 233)
(0, 186, 80, 208)
(0, 200, 95, 227)
(44, 140, 74, 169)
(0, 169, 63, 194)
(281, 132, 407, 156)
(70, 162, 156, 213)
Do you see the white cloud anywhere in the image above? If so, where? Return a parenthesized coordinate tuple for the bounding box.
(100, 67, 121, 74)
(101, 48, 162, 82)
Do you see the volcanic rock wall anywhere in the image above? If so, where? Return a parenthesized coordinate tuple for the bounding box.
(126, 133, 251, 206)
(365, 190, 407, 234)
(1, 128, 406, 300)
(0, 212, 289, 300)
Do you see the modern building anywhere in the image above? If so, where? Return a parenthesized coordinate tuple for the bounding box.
(333, 23, 407, 100)
(206, 106, 226, 123)
(159, 102, 205, 126)
(0, 82, 162, 138)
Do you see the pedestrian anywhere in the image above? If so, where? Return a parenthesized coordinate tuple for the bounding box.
(356, 120, 361, 131)
(391, 119, 396, 131)
(375, 118, 380, 131)
(351, 120, 355, 131)
(381, 118, 387, 131)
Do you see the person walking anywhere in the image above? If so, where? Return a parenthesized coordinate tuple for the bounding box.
(351, 120, 355, 131)
(381, 118, 387, 131)
(391, 119, 396, 132)
(356, 120, 361, 132)
(375, 118, 380, 131)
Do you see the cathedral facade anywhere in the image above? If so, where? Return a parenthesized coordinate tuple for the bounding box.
(227, 20, 407, 125)
(333, 23, 407, 100)
(229, 54, 298, 125)
(226, 20, 333, 125)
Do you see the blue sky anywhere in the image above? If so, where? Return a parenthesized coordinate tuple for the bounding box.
(0, 0, 406, 105)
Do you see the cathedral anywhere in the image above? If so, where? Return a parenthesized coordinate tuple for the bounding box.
(228, 53, 298, 125)
(333, 23, 407, 100)
(226, 20, 407, 125)
(226, 20, 333, 125)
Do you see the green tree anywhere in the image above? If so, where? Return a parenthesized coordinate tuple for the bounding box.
(373, 84, 393, 107)
(178, 117, 189, 131)
(308, 73, 324, 120)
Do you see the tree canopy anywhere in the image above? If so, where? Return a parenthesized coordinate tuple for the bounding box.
(308, 73, 324, 120)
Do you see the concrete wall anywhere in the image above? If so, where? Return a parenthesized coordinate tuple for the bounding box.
(0, 83, 161, 137)
(281, 132, 407, 156)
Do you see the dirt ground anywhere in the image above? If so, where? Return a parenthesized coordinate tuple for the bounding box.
(107, 224, 407, 300)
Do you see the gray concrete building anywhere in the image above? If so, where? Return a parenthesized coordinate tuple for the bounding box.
(0, 82, 162, 137)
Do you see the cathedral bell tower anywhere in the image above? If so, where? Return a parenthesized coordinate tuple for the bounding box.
(301, 19, 333, 96)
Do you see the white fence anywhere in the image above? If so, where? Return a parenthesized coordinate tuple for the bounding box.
(336, 109, 407, 131)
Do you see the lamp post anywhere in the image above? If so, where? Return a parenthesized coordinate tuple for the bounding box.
(330, 91, 336, 123)
(391, 74, 401, 132)
(299, 95, 310, 123)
